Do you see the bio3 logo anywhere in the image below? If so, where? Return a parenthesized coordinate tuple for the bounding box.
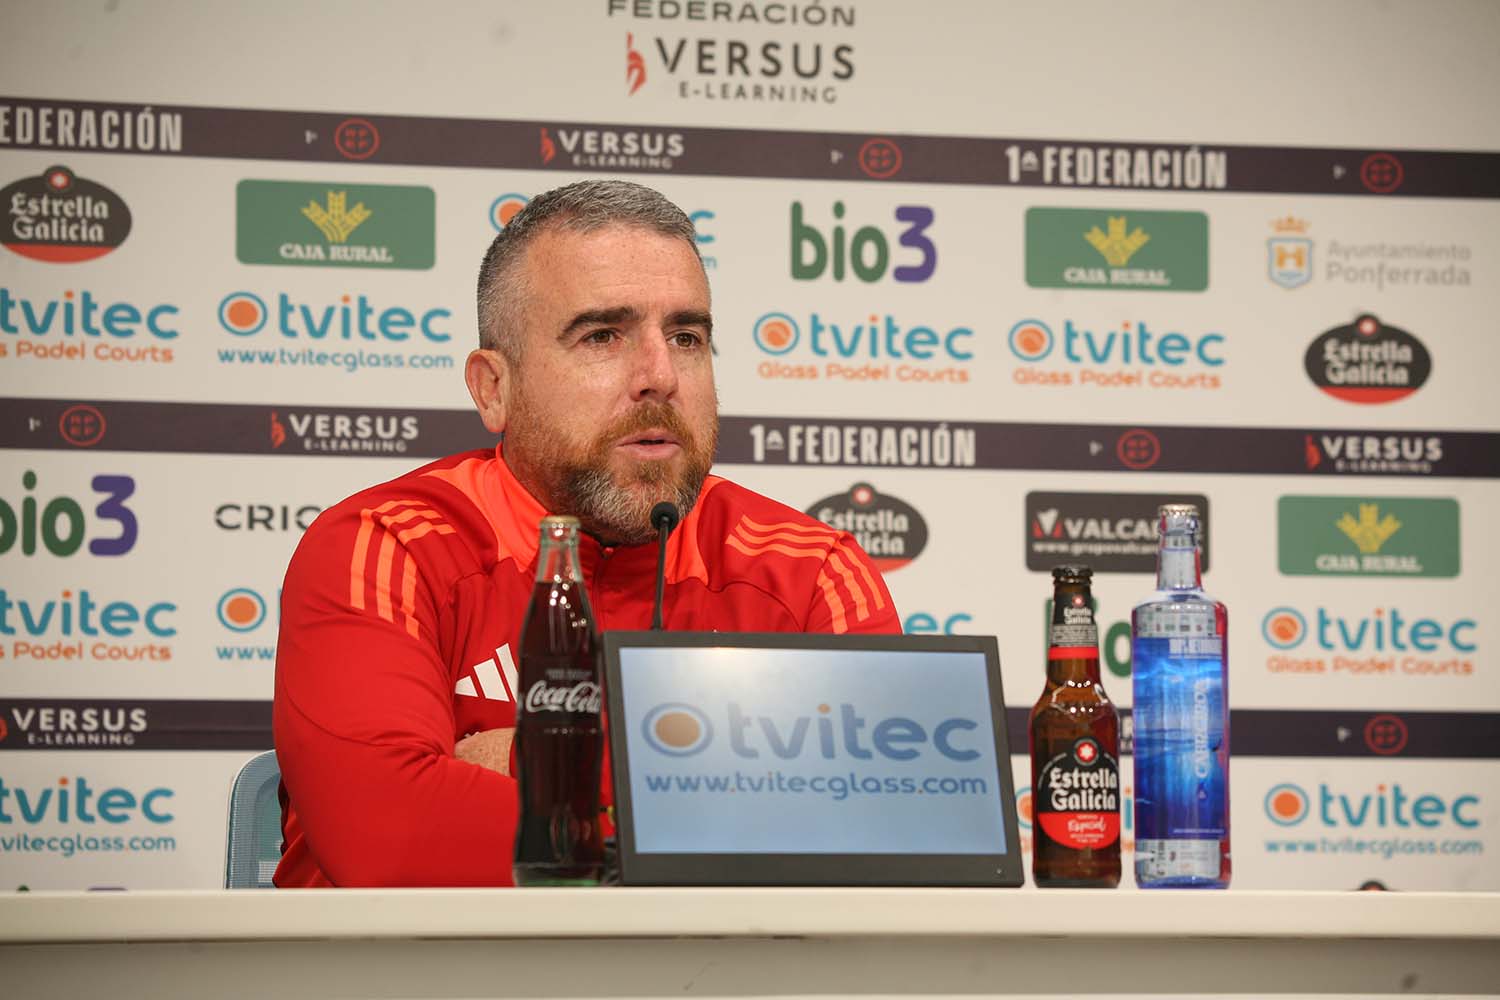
(791, 201, 936, 283)
(0, 471, 137, 557)
(1264, 781, 1478, 829)
(640, 700, 981, 762)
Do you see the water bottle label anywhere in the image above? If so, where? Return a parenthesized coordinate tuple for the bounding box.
(1131, 634, 1228, 844)
(1136, 839, 1222, 880)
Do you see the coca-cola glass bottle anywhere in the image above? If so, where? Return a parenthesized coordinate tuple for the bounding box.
(512, 515, 605, 886)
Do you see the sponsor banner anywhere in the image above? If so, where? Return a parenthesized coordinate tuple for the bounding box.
(805, 482, 927, 572)
(1278, 496, 1460, 578)
(1266, 216, 1474, 293)
(0, 399, 494, 458)
(1, 97, 1497, 196)
(1025, 491, 1209, 573)
(1249, 761, 1493, 891)
(235, 180, 435, 270)
(5, 400, 1500, 478)
(1259, 603, 1477, 683)
(1304, 314, 1432, 404)
(0, 699, 270, 750)
(0, 751, 252, 890)
(999, 708, 1500, 760)
(722, 416, 1500, 478)
(2, 165, 131, 262)
(1025, 207, 1208, 292)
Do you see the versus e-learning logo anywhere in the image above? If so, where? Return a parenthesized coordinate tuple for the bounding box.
(640, 701, 982, 762)
(1264, 781, 1478, 830)
(751, 310, 973, 386)
(1007, 317, 1225, 390)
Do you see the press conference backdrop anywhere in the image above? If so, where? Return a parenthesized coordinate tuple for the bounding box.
(0, 1, 1496, 891)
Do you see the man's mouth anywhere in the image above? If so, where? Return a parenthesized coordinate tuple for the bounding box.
(617, 429, 682, 457)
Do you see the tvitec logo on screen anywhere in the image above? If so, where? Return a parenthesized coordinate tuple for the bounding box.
(640, 701, 981, 762)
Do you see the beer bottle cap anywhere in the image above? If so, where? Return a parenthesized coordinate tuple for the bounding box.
(1051, 564, 1093, 583)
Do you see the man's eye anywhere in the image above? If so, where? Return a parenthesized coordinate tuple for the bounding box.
(670, 330, 705, 348)
(583, 329, 618, 345)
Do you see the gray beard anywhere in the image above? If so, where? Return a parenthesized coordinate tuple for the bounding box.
(560, 462, 705, 545)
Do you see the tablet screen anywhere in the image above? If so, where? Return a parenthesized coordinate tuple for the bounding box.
(616, 644, 1010, 856)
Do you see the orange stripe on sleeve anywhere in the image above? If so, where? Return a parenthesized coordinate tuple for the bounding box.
(827, 550, 870, 622)
(816, 570, 849, 633)
(837, 538, 887, 611)
(737, 516, 834, 541)
(349, 509, 376, 611)
(374, 529, 398, 625)
(399, 552, 420, 639)
(727, 534, 828, 561)
(395, 520, 456, 545)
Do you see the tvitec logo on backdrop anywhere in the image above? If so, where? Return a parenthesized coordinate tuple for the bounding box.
(215, 290, 456, 375)
(1260, 778, 1482, 864)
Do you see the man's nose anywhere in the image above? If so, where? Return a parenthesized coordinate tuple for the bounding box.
(629, 330, 680, 401)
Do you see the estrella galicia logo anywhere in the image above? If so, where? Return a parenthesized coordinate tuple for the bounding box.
(808, 483, 928, 572)
(2, 165, 132, 263)
(641, 703, 714, 757)
(1305, 314, 1431, 404)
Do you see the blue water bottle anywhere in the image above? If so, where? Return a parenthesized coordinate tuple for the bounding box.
(1131, 504, 1230, 888)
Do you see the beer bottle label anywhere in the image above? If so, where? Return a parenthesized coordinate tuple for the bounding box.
(1035, 737, 1120, 850)
(1048, 603, 1099, 658)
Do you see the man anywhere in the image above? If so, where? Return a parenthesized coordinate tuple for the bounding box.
(273, 180, 900, 887)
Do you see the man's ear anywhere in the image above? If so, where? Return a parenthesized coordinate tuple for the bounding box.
(465, 348, 510, 435)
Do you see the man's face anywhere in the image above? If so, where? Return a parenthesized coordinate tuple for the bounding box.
(500, 223, 717, 544)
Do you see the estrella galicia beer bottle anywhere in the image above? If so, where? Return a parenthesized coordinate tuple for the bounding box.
(512, 516, 605, 886)
(1028, 565, 1121, 887)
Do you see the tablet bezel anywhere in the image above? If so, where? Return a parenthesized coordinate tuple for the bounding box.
(603, 631, 1024, 887)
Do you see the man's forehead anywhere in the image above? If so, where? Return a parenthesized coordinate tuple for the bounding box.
(523, 223, 709, 307)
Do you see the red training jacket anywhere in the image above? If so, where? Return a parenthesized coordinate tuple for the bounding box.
(272, 447, 900, 887)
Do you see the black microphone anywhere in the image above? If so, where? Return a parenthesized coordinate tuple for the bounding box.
(649, 501, 680, 631)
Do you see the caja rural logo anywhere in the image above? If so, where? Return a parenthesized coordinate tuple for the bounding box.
(751, 309, 973, 385)
(640, 700, 982, 762)
(2, 165, 131, 262)
(807, 483, 927, 572)
(1304, 314, 1431, 404)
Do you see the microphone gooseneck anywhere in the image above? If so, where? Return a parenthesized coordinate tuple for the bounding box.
(649, 502, 680, 631)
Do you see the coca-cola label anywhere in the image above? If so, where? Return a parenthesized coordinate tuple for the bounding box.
(1035, 737, 1120, 850)
(523, 680, 602, 716)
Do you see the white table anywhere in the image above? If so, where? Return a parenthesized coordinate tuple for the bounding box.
(1, 889, 1496, 998)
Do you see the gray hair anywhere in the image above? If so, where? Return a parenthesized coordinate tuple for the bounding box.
(475, 179, 704, 357)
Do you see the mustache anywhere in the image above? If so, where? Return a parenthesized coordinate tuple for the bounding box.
(592, 402, 699, 454)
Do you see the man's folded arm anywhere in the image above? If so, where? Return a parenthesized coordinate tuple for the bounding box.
(274, 515, 518, 887)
